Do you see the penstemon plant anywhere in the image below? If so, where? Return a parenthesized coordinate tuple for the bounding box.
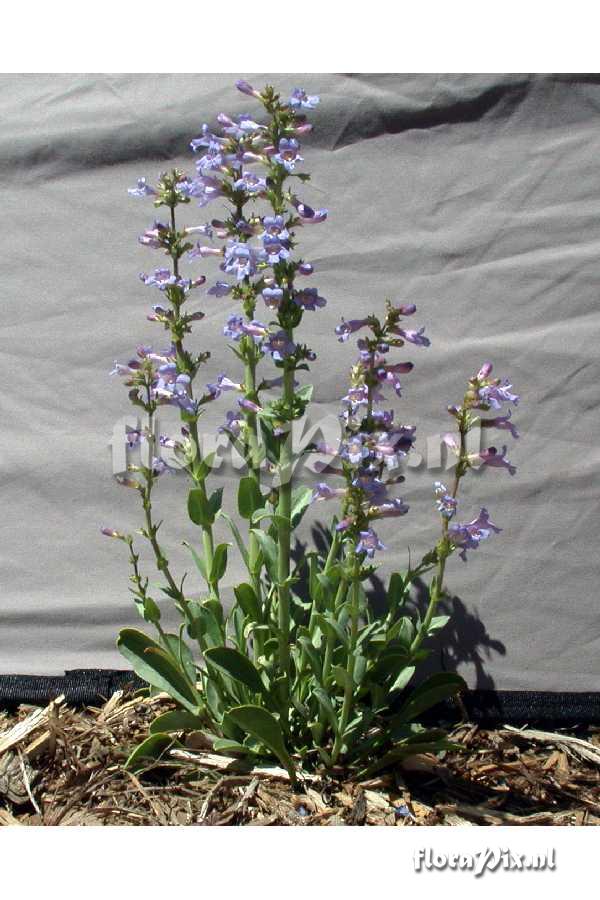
(104, 79, 520, 780)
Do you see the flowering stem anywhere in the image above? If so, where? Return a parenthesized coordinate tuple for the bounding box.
(410, 414, 468, 655)
(140, 407, 183, 604)
(276, 360, 295, 703)
(331, 557, 361, 764)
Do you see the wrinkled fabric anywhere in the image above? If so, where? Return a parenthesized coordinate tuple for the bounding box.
(1, 73, 599, 690)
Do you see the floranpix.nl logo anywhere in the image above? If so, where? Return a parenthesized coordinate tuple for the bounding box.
(414, 847, 556, 876)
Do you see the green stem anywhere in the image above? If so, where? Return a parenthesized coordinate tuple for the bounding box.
(276, 362, 295, 706)
(331, 568, 360, 764)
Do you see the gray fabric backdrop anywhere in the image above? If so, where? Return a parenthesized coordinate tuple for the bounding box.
(1, 73, 599, 690)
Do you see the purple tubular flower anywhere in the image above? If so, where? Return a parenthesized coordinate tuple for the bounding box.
(433, 481, 457, 519)
(223, 315, 246, 341)
(264, 330, 296, 361)
(208, 281, 233, 298)
(352, 475, 387, 501)
(392, 326, 430, 347)
(139, 221, 168, 248)
(140, 268, 193, 292)
(218, 410, 244, 438)
(311, 482, 345, 502)
(101, 526, 125, 538)
(477, 380, 520, 410)
(242, 319, 269, 341)
(238, 397, 262, 413)
(207, 373, 243, 399)
(476, 362, 493, 380)
(341, 433, 369, 465)
(262, 286, 284, 309)
(177, 176, 222, 207)
(233, 171, 267, 194)
(222, 241, 265, 281)
(260, 215, 289, 240)
(294, 200, 328, 225)
(356, 527, 386, 559)
(298, 262, 314, 275)
(484, 409, 520, 439)
(194, 140, 225, 172)
(479, 445, 517, 475)
(370, 498, 409, 518)
(274, 138, 303, 172)
(294, 288, 326, 310)
(263, 234, 290, 264)
(449, 508, 502, 561)
(288, 88, 320, 110)
(236, 79, 262, 99)
(335, 318, 370, 342)
(128, 177, 156, 198)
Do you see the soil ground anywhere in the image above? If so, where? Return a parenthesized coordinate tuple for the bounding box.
(1, 691, 599, 826)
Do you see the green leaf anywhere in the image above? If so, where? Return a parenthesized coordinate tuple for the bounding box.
(124, 733, 174, 772)
(238, 476, 263, 520)
(359, 738, 461, 778)
(218, 512, 249, 570)
(331, 665, 353, 692)
(428, 615, 450, 635)
(396, 672, 466, 722)
(387, 572, 407, 613)
(188, 488, 214, 528)
(204, 647, 266, 697)
(227, 705, 296, 778)
(210, 543, 229, 585)
(313, 687, 340, 736)
(297, 635, 324, 685)
(295, 384, 314, 403)
(208, 487, 224, 519)
(162, 632, 197, 685)
(390, 665, 416, 693)
(133, 594, 161, 625)
(313, 612, 348, 649)
(290, 485, 314, 528)
(233, 583, 261, 620)
(150, 710, 205, 734)
(183, 540, 208, 582)
(117, 628, 200, 713)
(250, 529, 278, 578)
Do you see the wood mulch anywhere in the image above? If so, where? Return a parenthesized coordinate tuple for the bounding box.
(1, 691, 599, 826)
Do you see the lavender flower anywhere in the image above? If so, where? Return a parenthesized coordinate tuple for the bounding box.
(264, 330, 296, 361)
(262, 286, 284, 309)
(370, 498, 409, 518)
(391, 326, 430, 347)
(208, 281, 233, 298)
(311, 483, 346, 502)
(218, 410, 244, 438)
(233, 171, 267, 195)
(178, 175, 222, 206)
(294, 200, 328, 225)
(288, 88, 320, 110)
(222, 241, 265, 281)
(274, 138, 303, 173)
(449, 508, 502, 561)
(294, 288, 326, 310)
(263, 235, 290, 264)
(356, 527, 386, 559)
(341, 434, 369, 465)
(139, 221, 168, 248)
(207, 373, 243, 399)
(484, 409, 520, 439)
(235, 79, 262, 99)
(479, 445, 517, 476)
(128, 177, 155, 198)
(434, 482, 457, 519)
(477, 380, 520, 410)
(335, 318, 370, 342)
